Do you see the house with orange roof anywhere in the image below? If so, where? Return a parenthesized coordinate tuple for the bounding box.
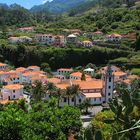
(16, 67, 27, 73)
(3, 73, 21, 85)
(70, 29, 82, 34)
(30, 74, 47, 83)
(8, 36, 32, 43)
(1, 84, 23, 100)
(0, 69, 23, 85)
(27, 66, 40, 71)
(113, 71, 127, 80)
(47, 78, 61, 84)
(22, 71, 45, 84)
(106, 33, 123, 42)
(70, 71, 91, 81)
(121, 75, 139, 90)
(93, 31, 103, 36)
(17, 26, 34, 32)
(82, 40, 93, 47)
(54, 35, 66, 47)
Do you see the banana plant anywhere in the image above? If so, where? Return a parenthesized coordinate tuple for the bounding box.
(109, 79, 140, 139)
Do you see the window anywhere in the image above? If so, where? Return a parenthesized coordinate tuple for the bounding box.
(99, 98, 101, 101)
(64, 98, 67, 102)
(13, 95, 15, 98)
(13, 90, 15, 93)
(79, 99, 81, 103)
(108, 86, 111, 89)
(71, 97, 74, 102)
(108, 93, 111, 96)
(109, 77, 111, 82)
(94, 98, 96, 101)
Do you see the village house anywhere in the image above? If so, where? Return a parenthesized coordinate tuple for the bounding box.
(106, 33, 123, 42)
(113, 71, 128, 81)
(54, 75, 66, 81)
(57, 68, 73, 75)
(0, 63, 7, 71)
(67, 34, 77, 44)
(22, 71, 45, 84)
(122, 75, 139, 90)
(70, 29, 82, 34)
(54, 35, 66, 47)
(8, 36, 32, 43)
(17, 27, 34, 32)
(0, 65, 43, 85)
(27, 66, 40, 71)
(93, 31, 104, 37)
(35, 34, 55, 45)
(82, 40, 93, 47)
(1, 84, 23, 100)
(70, 71, 91, 81)
(83, 68, 94, 76)
(3, 74, 22, 85)
(47, 77, 61, 84)
(101, 65, 120, 74)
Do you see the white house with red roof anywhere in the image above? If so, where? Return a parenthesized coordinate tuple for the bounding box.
(1, 84, 23, 100)
(82, 40, 93, 47)
(35, 34, 55, 45)
(70, 71, 91, 81)
(17, 27, 34, 32)
(93, 31, 104, 36)
(54, 35, 66, 47)
(106, 33, 122, 42)
(8, 36, 32, 43)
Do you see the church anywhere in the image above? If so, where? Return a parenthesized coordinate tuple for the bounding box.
(47, 65, 114, 106)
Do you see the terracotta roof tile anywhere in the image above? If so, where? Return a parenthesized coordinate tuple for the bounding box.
(3, 84, 23, 90)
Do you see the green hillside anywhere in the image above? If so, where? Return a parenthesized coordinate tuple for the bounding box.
(48, 7, 140, 34)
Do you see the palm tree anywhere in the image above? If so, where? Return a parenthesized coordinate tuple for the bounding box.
(45, 82, 65, 107)
(30, 80, 45, 104)
(65, 85, 81, 106)
(45, 82, 57, 96)
(82, 99, 91, 114)
(55, 88, 64, 107)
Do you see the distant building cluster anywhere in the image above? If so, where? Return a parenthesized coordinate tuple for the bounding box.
(0, 62, 139, 106)
(7, 26, 125, 47)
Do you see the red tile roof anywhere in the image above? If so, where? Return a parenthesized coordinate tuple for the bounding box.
(3, 84, 23, 90)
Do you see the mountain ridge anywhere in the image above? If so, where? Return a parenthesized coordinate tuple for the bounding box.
(30, 0, 97, 13)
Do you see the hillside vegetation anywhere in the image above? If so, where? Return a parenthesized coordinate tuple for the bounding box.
(48, 8, 140, 34)
(0, 0, 139, 70)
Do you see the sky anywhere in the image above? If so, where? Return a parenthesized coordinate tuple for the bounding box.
(0, 0, 52, 9)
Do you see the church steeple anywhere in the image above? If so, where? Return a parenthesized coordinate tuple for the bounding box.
(103, 65, 114, 103)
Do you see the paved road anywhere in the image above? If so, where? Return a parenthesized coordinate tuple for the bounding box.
(82, 106, 103, 128)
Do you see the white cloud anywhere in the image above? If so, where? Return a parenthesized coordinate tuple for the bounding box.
(42, 0, 53, 4)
